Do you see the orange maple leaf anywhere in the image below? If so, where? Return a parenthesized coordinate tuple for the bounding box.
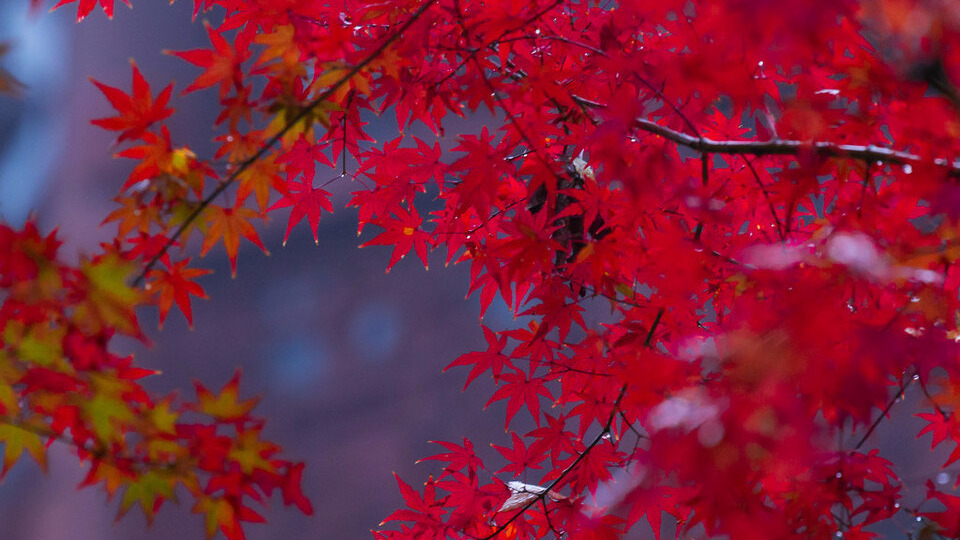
(200, 201, 268, 277)
(146, 258, 212, 329)
(193, 370, 258, 423)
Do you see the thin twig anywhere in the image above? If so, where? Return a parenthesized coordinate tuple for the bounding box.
(854, 369, 915, 450)
(917, 375, 949, 420)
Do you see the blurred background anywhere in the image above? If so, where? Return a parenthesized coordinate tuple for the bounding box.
(0, 1, 953, 539)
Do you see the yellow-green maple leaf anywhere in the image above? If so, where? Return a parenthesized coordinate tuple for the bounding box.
(74, 253, 144, 336)
(118, 470, 176, 523)
(228, 427, 278, 475)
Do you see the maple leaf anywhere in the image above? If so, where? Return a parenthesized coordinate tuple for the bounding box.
(923, 480, 960, 537)
(567, 441, 621, 496)
(200, 201, 268, 277)
(73, 252, 145, 336)
(147, 397, 179, 435)
(417, 438, 484, 477)
(146, 258, 212, 329)
(117, 470, 176, 524)
(492, 432, 545, 478)
(227, 427, 279, 475)
(278, 136, 334, 183)
(502, 481, 568, 513)
(268, 176, 333, 246)
(90, 61, 174, 143)
(237, 155, 285, 212)
(80, 461, 136, 500)
(171, 0, 216, 20)
(166, 22, 250, 97)
(281, 462, 314, 515)
(193, 496, 245, 540)
(359, 204, 432, 273)
(526, 413, 577, 465)
(193, 370, 259, 423)
(0, 423, 46, 478)
(254, 24, 303, 74)
(380, 474, 447, 533)
(485, 368, 553, 431)
(917, 411, 960, 467)
(81, 391, 138, 445)
(103, 196, 159, 238)
(52, 0, 131, 22)
(445, 325, 510, 389)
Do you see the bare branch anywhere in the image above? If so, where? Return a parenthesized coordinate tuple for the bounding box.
(633, 118, 960, 173)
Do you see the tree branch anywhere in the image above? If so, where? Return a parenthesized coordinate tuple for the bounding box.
(633, 118, 960, 173)
(853, 369, 914, 450)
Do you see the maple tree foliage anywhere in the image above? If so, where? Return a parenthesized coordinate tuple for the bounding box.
(7, 0, 960, 538)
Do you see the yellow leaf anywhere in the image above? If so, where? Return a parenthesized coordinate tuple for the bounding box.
(82, 393, 137, 445)
(3, 320, 69, 371)
(149, 398, 179, 435)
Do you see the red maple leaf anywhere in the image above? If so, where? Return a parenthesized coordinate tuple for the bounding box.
(167, 22, 251, 97)
(360, 204, 432, 273)
(417, 438, 485, 477)
(146, 258, 212, 329)
(90, 61, 174, 143)
(52, 0, 131, 22)
(492, 432, 546, 478)
(445, 325, 510, 389)
(380, 474, 447, 535)
(268, 176, 333, 246)
(485, 368, 553, 431)
(917, 411, 960, 467)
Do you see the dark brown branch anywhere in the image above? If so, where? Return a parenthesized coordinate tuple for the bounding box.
(917, 375, 949, 420)
(570, 92, 960, 173)
(853, 370, 914, 450)
(633, 118, 960, 173)
(132, 0, 438, 286)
